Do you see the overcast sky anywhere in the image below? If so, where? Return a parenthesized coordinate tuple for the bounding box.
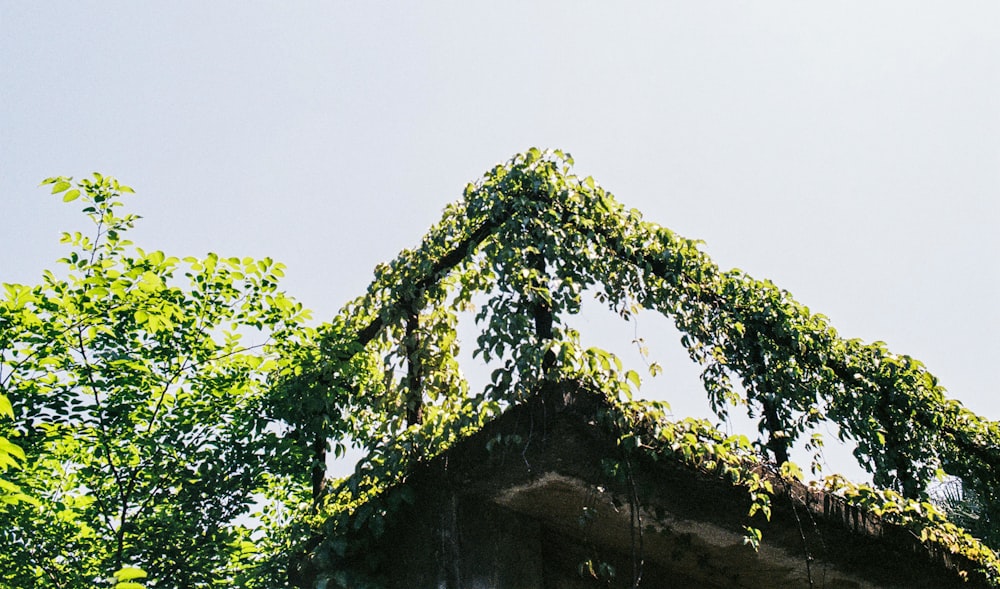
(3, 2, 998, 478)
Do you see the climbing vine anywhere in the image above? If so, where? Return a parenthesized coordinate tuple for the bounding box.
(271, 149, 999, 586)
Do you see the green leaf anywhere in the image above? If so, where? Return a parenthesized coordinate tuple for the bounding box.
(50, 180, 72, 194)
(625, 369, 641, 390)
(0, 437, 25, 463)
(138, 271, 162, 291)
(114, 567, 148, 581)
(62, 189, 81, 202)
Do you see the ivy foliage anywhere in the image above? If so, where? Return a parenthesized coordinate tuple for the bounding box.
(0, 175, 312, 588)
(273, 149, 999, 585)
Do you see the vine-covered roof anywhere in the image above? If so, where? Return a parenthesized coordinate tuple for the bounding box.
(272, 149, 999, 586)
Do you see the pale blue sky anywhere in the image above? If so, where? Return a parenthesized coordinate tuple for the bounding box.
(2, 2, 998, 477)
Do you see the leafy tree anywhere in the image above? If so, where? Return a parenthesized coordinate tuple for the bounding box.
(0, 175, 311, 588)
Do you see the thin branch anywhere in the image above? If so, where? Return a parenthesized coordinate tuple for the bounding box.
(74, 324, 123, 493)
